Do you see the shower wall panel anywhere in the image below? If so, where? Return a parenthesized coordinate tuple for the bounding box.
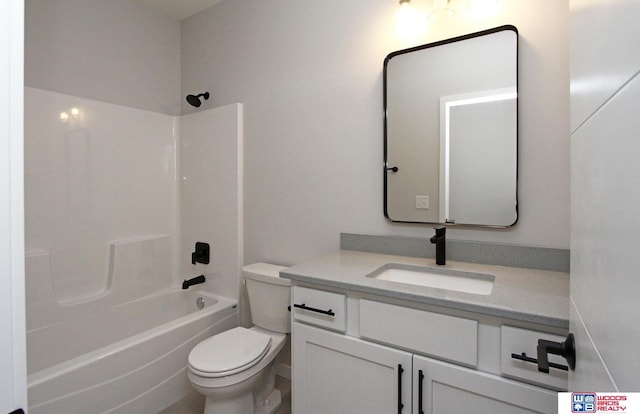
(24, 87, 178, 304)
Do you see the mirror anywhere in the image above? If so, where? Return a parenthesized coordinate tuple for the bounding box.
(384, 25, 518, 227)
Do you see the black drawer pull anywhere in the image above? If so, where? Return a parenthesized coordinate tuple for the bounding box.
(292, 303, 335, 316)
(511, 352, 568, 371)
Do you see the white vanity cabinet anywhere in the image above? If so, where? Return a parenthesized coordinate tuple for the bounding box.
(413, 356, 557, 414)
(291, 285, 566, 414)
(293, 322, 412, 414)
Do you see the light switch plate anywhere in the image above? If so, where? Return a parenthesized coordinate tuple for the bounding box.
(416, 195, 429, 209)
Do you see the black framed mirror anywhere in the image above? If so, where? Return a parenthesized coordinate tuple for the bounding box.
(384, 25, 518, 227)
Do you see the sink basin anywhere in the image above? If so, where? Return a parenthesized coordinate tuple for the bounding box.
(367, 263, 495, 295)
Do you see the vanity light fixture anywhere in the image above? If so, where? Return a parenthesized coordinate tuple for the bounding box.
(429, 0, 455, 22)
(396, 0, 502, 27)
(396, 0, 427, 39)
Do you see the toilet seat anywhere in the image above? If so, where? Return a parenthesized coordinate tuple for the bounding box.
(188, 327, 271, 378)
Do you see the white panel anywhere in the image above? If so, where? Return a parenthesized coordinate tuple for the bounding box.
(179, 103, 243, 300)
(415, 355, 557, 414)
(568, 298, 616, 391)
(292, 322, 412, 414)
(108, 235, 173, 300)
(359, 299, 477, 367)
(1, 0, 26, 410)
(571, 73, 640, 391)
(570, 0, 640, 131)
(25, 88, 177, 303)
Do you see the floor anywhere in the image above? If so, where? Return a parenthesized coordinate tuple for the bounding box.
(159, 376, 291, 414)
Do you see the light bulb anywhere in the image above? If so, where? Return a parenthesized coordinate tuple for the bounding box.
(396, 1, 427, 40)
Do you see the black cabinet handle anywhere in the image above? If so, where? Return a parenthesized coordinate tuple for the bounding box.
(537, 333, 576, 373)
(418, 369, 425, 414)
(511, 352, 569, 371)
(397, 364, 404, 413)
(510, 333, 575, 374)
(292, 303, 335, 316)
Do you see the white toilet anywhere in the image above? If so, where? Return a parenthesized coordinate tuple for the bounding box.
(188, 263, 291, 414)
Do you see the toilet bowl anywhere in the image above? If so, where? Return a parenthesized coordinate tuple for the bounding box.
(187, 263, 290, 414)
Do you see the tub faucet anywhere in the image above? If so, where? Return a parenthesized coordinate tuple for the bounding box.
(430, 226, 446, 265)
(183, 275, 206, 289)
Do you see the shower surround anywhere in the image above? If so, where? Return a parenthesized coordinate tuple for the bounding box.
(24, 87, 244, 412)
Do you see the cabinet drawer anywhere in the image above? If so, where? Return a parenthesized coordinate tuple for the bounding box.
(359, 299, 477, 367)
(292, 286, 346, 332)
(501, 325, 568, 390)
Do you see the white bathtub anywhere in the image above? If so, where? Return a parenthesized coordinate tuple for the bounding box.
(27, 288, 238, 414)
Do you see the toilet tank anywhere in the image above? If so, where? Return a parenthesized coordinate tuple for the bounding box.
(243, 263, 291, 333)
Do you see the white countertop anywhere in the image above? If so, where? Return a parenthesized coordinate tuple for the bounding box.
(281, 250, 570, 329)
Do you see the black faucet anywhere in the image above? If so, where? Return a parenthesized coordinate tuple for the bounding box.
(182, 275, 206, 289)
(430, 226, 446, 265)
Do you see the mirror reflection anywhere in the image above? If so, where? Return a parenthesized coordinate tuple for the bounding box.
(384, 25, 518, 227)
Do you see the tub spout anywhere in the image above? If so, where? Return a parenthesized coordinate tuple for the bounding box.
(182, 275, 206, 289)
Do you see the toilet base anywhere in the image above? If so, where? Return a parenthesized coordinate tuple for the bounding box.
(203, 390, 253, 414)
(255, 388, 282, 414)
(202, 387, 282, 414)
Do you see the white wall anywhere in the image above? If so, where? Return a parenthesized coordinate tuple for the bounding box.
(181, 0, 570, 267)
(25, 0, 181, 115)
(1, 0, 26, 411)
(570, 0, 640, 391)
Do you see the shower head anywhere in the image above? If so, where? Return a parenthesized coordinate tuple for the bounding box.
(186, 92, 210, 108)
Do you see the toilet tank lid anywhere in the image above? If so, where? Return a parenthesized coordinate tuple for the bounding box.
(243, 262, 290, 286)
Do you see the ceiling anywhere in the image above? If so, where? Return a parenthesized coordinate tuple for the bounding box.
(136, 0, 224, 21)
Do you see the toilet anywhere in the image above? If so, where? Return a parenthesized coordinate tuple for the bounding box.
(188, 263, 291, 414)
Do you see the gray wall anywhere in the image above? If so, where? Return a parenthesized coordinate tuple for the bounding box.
(25, 0, 181, 115)
(181, 0, 570, 266)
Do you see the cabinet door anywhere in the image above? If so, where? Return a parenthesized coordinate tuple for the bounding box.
(414, 355, 558, 414)
(293, 322, 412, 414)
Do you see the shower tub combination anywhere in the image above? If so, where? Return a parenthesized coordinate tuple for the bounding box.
(27, 288, 238, 414)
(25, 236, 239, 414)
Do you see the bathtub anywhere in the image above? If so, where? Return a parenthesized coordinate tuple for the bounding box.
(27, 288, 238, 414)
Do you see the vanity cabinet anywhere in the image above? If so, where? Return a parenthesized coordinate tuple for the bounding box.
(292, 322, 412, 414)
(291, 286, 566, 414)
(414, 356, 557, 414)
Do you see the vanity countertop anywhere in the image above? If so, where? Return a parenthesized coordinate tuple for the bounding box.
(281, 250, 569, 329)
